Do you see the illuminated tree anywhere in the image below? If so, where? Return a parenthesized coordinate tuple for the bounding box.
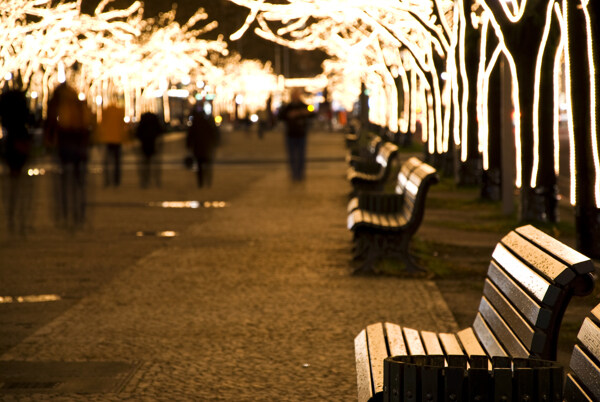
(478, 0, 563, 221)
(229, 0, 456, 154)
(563, 0, 600, 257)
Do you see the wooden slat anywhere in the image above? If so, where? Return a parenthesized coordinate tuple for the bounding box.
(384, 322, 408, 356)
(347, 209, 362, 230)
(564, 373, 594, 401)
(354, 329, 374, 402)
(347, 197, 359, 213)
(482, 280, 545, 351)
(569, 345, 600, 400)
(366, 323, 389, 396)
(403, 327, 426, 356)
(501, 231, 575, 285)
(591, 304, 600, 324)
(456, 328, 488, 368)
(439, 333, 467, 368)
(492, 244, 559, 305)
(515, 225, 595, 274)
(421, 330, 445, 366)
(577, 317, 600, 363)
(477, 297, 531, 357)
(486, 262, 552, 328)
(377, 213, 390, 228)
(472, 313, 510, 358)
(385, 213, 400, 228)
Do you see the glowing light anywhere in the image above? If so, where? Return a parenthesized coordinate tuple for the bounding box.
(95, 95, 103, 106)
(4, 72, 12, 81)
(250, 113, 259, 122)
(307, 104, 315, 112)
(30, 91, 38, 99)
(215, 115, 223, 124)
(78, 92, 86, 101)
(167, 89, 189, 98)
(0, 294, 61, 304)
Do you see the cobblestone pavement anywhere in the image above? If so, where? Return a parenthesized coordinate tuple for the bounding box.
(0, 126, 457, 401)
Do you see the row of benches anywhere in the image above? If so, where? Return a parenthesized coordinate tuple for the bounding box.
(345, 134, 439, 274)
(345, 136, 599, 401)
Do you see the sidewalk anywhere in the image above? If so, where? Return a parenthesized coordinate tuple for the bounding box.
(0, 127, 458, 400)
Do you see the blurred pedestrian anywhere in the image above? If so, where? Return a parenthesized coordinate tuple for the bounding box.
(186, 108, 220, 188)
(278, 88, 315, 182)
(136, 111, 163, 188)
(45, 79, 92, 230)
(0, 76, 34, 235)
(96, 102, 127, 187)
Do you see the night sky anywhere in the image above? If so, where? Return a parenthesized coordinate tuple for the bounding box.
(79, 0, 325, 77)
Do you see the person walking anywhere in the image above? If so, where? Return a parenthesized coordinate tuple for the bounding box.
(0, 77, 34, 235)
(186, 108, 220, 188)
(96, 102, 127, 187)
(278, 88, 315, 182)
(136, 111, 163, 188)
(45, 80, 92, 230)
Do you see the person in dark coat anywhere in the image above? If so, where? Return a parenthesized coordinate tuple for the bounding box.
(186, 109, 220, 188)
(136, 111, 163, 188)
(0, 79, 34, 234)
(278, 88, 315, 182)
(45, 81, 92, 230)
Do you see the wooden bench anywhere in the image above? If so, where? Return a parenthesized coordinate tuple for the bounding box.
(354, 224, 595, 402)
(348, 157, 438, 274)
(347, 141, 399, 194)
(564, 303, 600, 400)
(346, 135, 383, 165)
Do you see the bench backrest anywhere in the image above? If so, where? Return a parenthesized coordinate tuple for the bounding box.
(395, 157, 439, 231)
(564, 303, 600, 401)
(474, 224, 595, 360)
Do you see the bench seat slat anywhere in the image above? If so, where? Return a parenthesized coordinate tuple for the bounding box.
(515, 225, 595, 274)
(421, 330, 445, 366)
(347, 197, 359, 213)
(385, 322, 407, 356)
(366, 323, 388, 397)
(492, 244, 560, 306)
(472, 313, 510, 358)
(403, 327, 426, 356)
(569, 345, 600, 400)
(456, 327, 488, 368)
(482, 279, 545, 351)
(486, 262, 553, 328)
(501, 231, 575, 285)
(354, 329, 374, 402)
(477, 297, 531, 357)
(439, 333, 468, 368)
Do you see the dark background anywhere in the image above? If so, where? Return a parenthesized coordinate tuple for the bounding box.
(79, 0, 326, 77)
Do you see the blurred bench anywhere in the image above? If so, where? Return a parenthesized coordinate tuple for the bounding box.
(348, 157, 438, 274)
(347, 141, 399, 194)
(354, 224, 595, 402)
(346, 135, 383, 165)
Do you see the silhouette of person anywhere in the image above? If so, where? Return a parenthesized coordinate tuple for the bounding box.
(186, 108, 220, 188)
(0, 76, 34, 234)
(96, 102, 127, 187)
(136, 111, 163, 188)
(278, 88, 315, 182)
(45, 79, 92, 230)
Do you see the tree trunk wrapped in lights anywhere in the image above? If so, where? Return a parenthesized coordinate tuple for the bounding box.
(479, 0, 560, 222)
(563, 0, 600, 258)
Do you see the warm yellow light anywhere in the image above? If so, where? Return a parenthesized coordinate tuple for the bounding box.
(307, 104, 315, 112)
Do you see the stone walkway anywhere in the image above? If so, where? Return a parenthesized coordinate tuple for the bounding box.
(0, 127, 457, 400)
